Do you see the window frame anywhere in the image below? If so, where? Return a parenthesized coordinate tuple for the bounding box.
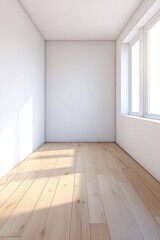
(128, 34, 141, 116)
(127, 12, 160, 120)
(144, 13, 160, 120)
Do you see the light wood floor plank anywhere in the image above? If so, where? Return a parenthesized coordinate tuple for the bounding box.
(155, 217, 160, 226)
(105, 153, 128, 182)
(97, 145, 128, 182)
(70, 173, 90, 240)
(84, 144, 96, 182)
(113, 154, 129, 169)
(0, 142, 160, 240)
(90, 224, 111, 240)
(52, 156, 76, 177)
(84, 144, 106, 224)
(123, 168, 160, 217)
(135, 169, 160, 202)
(52, 143, 76, 177)
(87, 180, 106, 224)
(0, 165, 25, 192)
(112, 145, 160, 200)
(91, 144, 108, 175)
(43, 142, 76, 160)
(0, 164, 55, 237)
(98, 172, 143, 240)
(0, 167, 32, 208)
(109, 144, 131, 169)
(0, 167, 40, 230)
(42, 174, 74, 240)
(120, 182, 160, 240)
(76, 143, 86, 173)
(0, 238, 19, 240)
(20, 176, 59, 240)
(27, 143, 64, 163)
(101, 142, 116, 152)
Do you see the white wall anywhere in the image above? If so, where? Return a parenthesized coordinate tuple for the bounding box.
(46, 41, 115, 142)
(116, 0, 160, 181)
(0, 0, 45, 177)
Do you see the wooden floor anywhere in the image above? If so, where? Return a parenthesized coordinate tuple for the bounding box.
(0, 143, 160, 240)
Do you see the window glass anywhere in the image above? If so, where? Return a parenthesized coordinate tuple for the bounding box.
(131, 40, 140, 113)
(147, 19, 160, 115)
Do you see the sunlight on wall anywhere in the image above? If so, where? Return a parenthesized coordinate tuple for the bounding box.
(20, 97, 33, 161)
(0, 97, 34, 178)
(0, 121, 14, 177)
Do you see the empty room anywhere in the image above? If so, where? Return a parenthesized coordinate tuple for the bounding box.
(0, 0, 160, 239)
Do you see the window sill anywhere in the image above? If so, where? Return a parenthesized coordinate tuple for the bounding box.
(122, 114, 160, 124)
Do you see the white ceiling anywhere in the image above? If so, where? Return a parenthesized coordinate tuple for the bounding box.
(19, 0, 143, 40)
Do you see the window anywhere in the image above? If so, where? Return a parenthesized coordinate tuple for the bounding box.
(146, 17, 160, 116)
(127, 12, 160, 120)
(130, 38, 140, 114)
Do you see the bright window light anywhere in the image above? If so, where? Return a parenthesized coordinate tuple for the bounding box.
(131, 40, 140, 113)
(147, 19, 160, 115)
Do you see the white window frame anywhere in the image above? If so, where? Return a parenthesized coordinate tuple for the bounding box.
(128, 35, 141, 116)
(127, 11, 160, 120)
(144, 12, 160, 120)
